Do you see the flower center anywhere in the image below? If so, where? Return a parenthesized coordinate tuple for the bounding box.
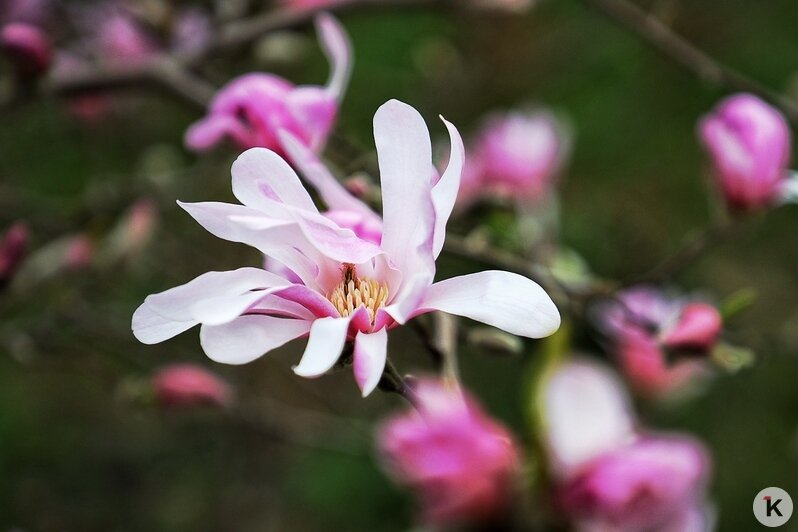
(328, 263, 389, 323)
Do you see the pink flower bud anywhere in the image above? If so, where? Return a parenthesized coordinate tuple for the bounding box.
(699, 93, 791, 212)
(0, 222, 29, 285)
(662, 303, 722, 354)
(458, 109, 568, 208)
(152, 364, 232, 408)
(1, 22, 51, 75)
(343, 176, 370, 198)
(558, 437, 710, 531)
(63, 233, 94, 271)
(377, 379, 520, 525)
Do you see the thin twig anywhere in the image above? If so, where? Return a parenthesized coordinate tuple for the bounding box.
(378, 357, 419, 406)
(577, 0, 798, 124)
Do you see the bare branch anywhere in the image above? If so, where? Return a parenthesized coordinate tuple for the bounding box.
(578, 0, 798, 124)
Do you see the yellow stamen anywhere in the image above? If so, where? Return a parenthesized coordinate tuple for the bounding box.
(328, 264, 389, 323)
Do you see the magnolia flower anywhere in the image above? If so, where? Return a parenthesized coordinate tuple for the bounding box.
(152, 363, 232, 408)
(133, 99, 560, 396)
(540, 359, 712, 532)
(598, 287, 720, 397)
(458, 109, 568, 209)
(699, 93, 792, 212)
(185, 14, 351, 155)
(377, 379, 520, 525)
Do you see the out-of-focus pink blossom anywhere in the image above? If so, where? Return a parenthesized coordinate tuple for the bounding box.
(598, 287, 719, 398)
(458, 109, 568, 209)
(1, 0, 50, 26)
(0, 222, 28, 285)
(93, 8, 157, 66)
(662, 303, 722, 353)
(377, 379, 520, 525)
(152, 363, 232, 408)
(63, 233, 94, 271)
(541, 360, 712, 532)
(133, 100, 559, 397)
(171, 8, 212, 56)
(185, 14, 351, 155)
(699, 93, 791, 212)
(1, 22, 50, 75)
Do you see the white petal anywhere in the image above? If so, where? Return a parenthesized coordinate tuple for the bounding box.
(380, 272, 432, 325)
(431, 117, 465, 258)
(373, 99, 436, 277)
(200, 315, 311, 365)
(189, 288, 286, 326)
(293, 316, 351, 377)
(353, 329, 388, 397)
(140, 268, 286, 322)
(316, 13, 352, 100)
(231, 147, 317, 212)
(279, 129, 379, 220)
(541, 359, 636, 476)
(419, 270, 560, 338)
(132, 303, 197, 344)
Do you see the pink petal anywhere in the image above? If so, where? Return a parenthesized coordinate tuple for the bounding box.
(380, 272, 432, 325)
(293, 316, 351, 377)
(189, 288, 288, 326)
(353, 328, 388, 397)
(431, 116, 465, 258)
(200, 315, 311, 364)
(315, 13, 352, 100)
(541, 360, 636, 476)
(419, 271, 559, 338)
(185, 115, 252, 151)
(285, 87, 338, 151)
(274, 284, 340, 318)
(231, 147, 318, 212)
(373, 99, 436, 278)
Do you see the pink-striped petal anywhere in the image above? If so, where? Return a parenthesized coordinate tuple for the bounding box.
(231, 147, 317, 212)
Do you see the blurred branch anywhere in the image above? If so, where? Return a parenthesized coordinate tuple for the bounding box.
(578, 0, 798, 124)
(378, 358, 419, 406)
(2, 0, 450, 114)
(630, 217, 736, 284)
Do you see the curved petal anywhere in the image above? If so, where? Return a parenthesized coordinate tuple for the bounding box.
(380, 272, 432, 325)
(178, 202, 323, 288)
(294, 210, 384, 265)
(353, 329, 388, 397)
(374, 99, 436, 278)
(316, 13, 352, 100)
(278, 129, 380, 221)
(132, 303, 198, 344)
(231, 147, 317, 212)
(185, 115, 251, 151)
(200, 315, 311, 365)
(273, 284, 340, 319)
(418, 270, 560, 338)
(137, 268, 286, 322)
(293, 316, 351, 377)
(541, 359, 636, 476)
(431, 117, 465, 258)
(190, 288, 288, 326)
(285, 87, 338, 151)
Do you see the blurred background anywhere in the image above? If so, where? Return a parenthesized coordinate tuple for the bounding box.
(1, 0, 798, 530)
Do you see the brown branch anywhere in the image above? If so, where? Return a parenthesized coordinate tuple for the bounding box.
(378, 357, 419, 406)
(578, 0, 798, 124)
